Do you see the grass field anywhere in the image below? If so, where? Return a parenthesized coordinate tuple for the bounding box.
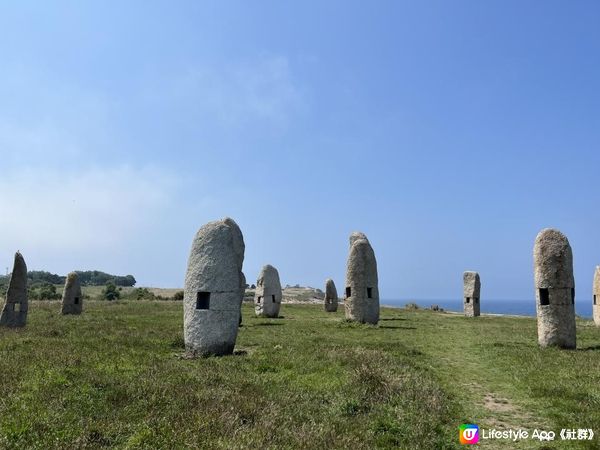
(0, 302, 599, 449)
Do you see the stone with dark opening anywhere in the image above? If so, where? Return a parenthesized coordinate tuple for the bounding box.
(61, 272, 83, 315)
(254, 264, 282, 318)
(344, 231, 379, 324)
(0, 252, 28, 328)
(184, 217, 245, 356)
(463, 271, 481, 317)
(593, 266, 600, 326)
(533, 228, 576, 349)
(324, 278, 338, 312)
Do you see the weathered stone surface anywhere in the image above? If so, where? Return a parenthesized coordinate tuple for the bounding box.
(533, 228, 576, 349)
(344, 232, 379, 324)
(324, 278, 338, 312)
(0, 252, 28, 328)
(184, 217, 245, 356)
(463, 271, 481, 317)
(254, 265, 282, 318)
(239, 271, 246, 327)
(593, 266, 600, 326)
(61, 272, 83, 315)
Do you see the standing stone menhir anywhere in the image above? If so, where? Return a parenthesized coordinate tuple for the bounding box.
(183, 217, 246, 356)
(254, 265, 282, 318)
(533, 228, 576, 349)
(593, 266, 600, 326)
(0, 252, 28, 328)
(324, 278, 338, 312)
(345, 232, 379, 324)
(62, 272, 83, 315)
(463, 271, 481, 317)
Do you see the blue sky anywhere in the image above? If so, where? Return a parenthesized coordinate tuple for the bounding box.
(0, 1, 599, 301)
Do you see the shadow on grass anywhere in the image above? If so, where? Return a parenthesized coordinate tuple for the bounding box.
(380, 317, 407, 321)
(578, 345, 600, 351)
(177, 349, 249, 359)
(252, 322, 284, 327)
(379, 325, 417, 330)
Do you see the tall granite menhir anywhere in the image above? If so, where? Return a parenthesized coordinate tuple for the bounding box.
(345, 232, 379, 324)
(62, 272, 83, 315)
(463, 271, 481, 317)
(0, 252, 28, 328)
(324, 278, 338, 312)
(593, 266, 600, 326)
(184, 217, 245, 356)
(533, 228, 576, 349)
(254, 265, 282, 318)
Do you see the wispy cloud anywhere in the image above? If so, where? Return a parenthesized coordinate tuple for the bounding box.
(146, 55, 305, 131)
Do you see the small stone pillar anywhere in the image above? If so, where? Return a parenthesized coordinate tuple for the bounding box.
(533, 228, 576, 349)
(463, 271, 481, 317)
(324, 278, 338, 312)
(254, 265, 282, 318)
(593, 266, 600, 326)
(0, 252, 28, 328)
(344, 232, 379, 324)
(61, 272, 83, 315)
(183, 217, 245, 356)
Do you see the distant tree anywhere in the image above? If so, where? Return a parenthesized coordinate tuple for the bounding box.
(173, 291, 184, 300)
(29, 282, 61, 300)
(250, 284, 256, 289)
(101, 283, 120, 301)
(28, 271, 65, 285)
(77, 271, 136, 287)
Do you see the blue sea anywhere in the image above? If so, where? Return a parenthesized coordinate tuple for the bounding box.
(382, 299, 593, 319)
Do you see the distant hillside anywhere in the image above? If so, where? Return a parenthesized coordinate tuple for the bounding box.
(244, 285, 325, 303)
(0, 270, 136, 288)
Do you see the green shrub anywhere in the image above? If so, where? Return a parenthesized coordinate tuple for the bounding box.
(129, 288, 156, 301)
(101, 283, 120, 301)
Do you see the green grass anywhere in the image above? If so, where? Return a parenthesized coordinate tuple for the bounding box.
(0, 302, 598, 449)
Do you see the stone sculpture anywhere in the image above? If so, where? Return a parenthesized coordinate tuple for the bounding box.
(183, 217, 245, 356)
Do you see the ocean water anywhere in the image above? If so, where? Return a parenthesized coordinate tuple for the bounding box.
(382, 298, 593, 319)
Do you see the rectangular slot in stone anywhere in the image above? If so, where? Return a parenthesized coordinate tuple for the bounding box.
(257, 296, 262, 304)
(367, 287, 372, 299)
(539, 288, 550, 306)
(272, 295, 276, 303)
(346, 287, 351, 297)
(571, 288, 575, 305)
(595, 295, 597, 306)
(465, 297, 470, 304)
(14, 303, 20, 312)
(74, 297, 79, 305)
(196, 292, 210, 310)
